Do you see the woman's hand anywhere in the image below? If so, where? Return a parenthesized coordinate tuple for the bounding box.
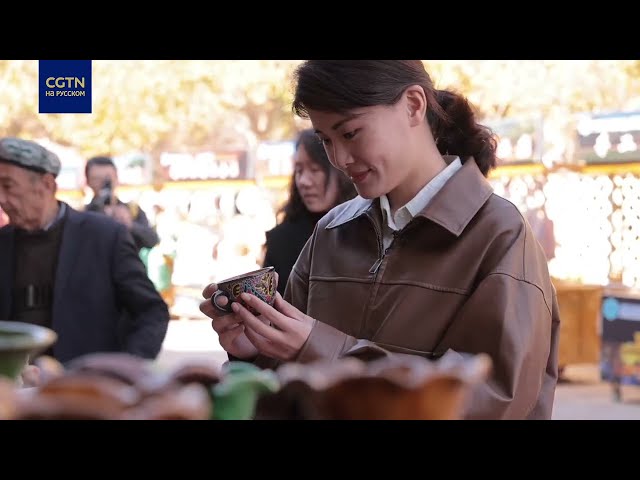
(200, 282, 262, 361)
(230, 291, 315, 362)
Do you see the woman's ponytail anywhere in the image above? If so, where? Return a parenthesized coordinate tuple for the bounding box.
(427, 89, 498, 177)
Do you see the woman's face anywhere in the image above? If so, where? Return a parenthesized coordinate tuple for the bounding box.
(294, 144, 340, 213)
(308, 98, 414, 201)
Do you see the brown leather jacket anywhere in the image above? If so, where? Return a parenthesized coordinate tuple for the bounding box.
(259, 157, 560, 420)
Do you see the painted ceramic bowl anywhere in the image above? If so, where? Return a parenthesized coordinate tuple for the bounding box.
(211, 267, 277, 316)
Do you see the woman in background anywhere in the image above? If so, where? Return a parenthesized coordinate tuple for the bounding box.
(263, 129, 356, 295)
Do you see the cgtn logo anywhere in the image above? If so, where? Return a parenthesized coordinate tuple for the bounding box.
(39, 60, 92, 114)
(45, 76, 86, 96)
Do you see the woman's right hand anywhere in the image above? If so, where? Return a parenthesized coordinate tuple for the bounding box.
(200, 282, 259, 361)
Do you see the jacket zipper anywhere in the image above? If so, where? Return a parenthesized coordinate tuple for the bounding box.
(368, 220, 421, 275)
(367, 213, 385, 274)
(369, 249, 389, 274)
(363, 216, 423, 340)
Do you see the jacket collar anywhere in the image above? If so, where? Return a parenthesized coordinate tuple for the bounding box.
(325, 156, 494, 237)
(416, 156, 494, 236)
(325, 195, 374, 229)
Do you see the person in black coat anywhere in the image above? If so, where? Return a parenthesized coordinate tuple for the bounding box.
(263, 129, 356, 295)
(84, 155, 160, 253)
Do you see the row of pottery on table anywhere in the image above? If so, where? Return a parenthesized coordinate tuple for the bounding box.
(0, 350, 491, 420)
(0, 352, 278, 420)
(0, 320, 492, 419)
(0, 320, 276, 420)
(256, 351, 491, 420)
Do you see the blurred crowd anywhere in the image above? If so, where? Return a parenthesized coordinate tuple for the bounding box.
(0, 130, 357, 321)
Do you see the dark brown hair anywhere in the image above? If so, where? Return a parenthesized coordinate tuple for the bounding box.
(281, 129, 356, 223)
(85, 155, 116, 179)
(292, 60, 498, 177)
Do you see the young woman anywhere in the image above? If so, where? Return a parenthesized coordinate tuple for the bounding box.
(262, 129, 356, 295)
(201, 61, 560, 420)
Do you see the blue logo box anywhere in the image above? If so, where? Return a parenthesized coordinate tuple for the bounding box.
(39, 60, 92, 114)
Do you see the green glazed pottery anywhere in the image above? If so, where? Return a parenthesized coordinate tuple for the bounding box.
(211, 361, 280, 420)
(0, 321, 57, 380)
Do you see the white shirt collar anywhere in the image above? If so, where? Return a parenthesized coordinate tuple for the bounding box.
(42, 202, 66, 231)
(380, 157, 462, 231)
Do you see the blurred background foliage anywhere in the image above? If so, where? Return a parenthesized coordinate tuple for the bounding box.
(1, 60, 638, 158)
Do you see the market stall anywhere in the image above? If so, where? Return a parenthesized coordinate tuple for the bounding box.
(489, 111, 640, 378)
(600, 286, 640, 401)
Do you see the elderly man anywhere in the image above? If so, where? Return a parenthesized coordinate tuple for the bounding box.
(0, 137, 169, 364)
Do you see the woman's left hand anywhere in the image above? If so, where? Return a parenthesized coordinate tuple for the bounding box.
(230, 291, 315, 362)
